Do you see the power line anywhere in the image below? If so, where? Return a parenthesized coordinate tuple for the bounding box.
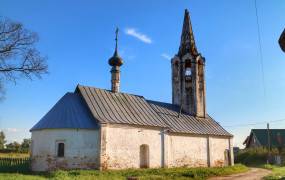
(223, 118, 285, 128)
(254, 0, 267, 104)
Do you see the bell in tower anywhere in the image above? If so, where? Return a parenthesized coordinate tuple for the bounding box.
(171, 9, 206, 118)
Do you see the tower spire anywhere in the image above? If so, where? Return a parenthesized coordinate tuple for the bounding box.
(172, 9, 206, 118)
(178, 9, 198, 57)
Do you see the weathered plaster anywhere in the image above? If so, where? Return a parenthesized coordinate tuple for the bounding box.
(31, 129, 100, 171)
(103, 124, 163, 169)
(31, 126, 233, 171)
(209, 136, 231, 167)
(167, 133, 208, 167)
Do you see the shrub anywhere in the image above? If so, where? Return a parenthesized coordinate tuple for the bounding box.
(235, 147, 282, 166)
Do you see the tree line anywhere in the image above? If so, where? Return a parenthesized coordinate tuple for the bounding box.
(0, 131, 31, 153)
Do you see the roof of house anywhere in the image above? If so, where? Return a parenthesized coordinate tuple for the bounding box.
(31, 85, 232, 137)
(244, 129, 285, 148)
(30, 93, 99, 131)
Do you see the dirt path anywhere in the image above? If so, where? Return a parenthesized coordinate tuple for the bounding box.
(208, 168, 271, 180)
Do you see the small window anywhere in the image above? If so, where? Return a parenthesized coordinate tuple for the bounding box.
(57, 143, 64, 157)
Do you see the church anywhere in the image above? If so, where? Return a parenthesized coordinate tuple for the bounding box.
(30, 9, 233, 171)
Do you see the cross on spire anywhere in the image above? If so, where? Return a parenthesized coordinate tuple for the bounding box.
(115, 27, 119, 52)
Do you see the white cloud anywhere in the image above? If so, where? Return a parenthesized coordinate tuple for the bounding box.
(125, 28, 152, 44)
(6, 128, 20, 132)
(161, 53, 171, 60)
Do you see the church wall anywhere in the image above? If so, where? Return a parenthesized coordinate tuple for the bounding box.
(31, 129, 100, 171)
(102, 124, 163, 169)
(167, 134, 233, 168)
(166, 133, 208, 167)
(209, 136, 233, 167)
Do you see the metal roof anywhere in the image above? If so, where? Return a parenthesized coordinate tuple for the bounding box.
(76, 85, 168, 128)
(30, 93, 99, 131)
(245, 129, 285, 148)
(31, 84, 232, 136)
(76, 85, 232, 137)
(147, 100, 232, 136)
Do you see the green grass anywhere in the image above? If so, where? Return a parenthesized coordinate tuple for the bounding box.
(0, 164, 248, 180)
(262, 164, 285, 180)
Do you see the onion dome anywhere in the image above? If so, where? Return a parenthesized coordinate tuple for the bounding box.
(109, 28, 123, 66)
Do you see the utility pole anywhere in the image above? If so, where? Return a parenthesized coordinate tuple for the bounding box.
(267, 123, 271, 164)
(267, 123, 271, 150)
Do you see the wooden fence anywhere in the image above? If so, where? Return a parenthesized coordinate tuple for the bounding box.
(0, 157, 30, 172)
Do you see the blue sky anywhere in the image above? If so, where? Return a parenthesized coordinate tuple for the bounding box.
(0, 0, 284, 147)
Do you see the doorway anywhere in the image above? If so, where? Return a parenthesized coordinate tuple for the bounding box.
(140, 144, 149, 168)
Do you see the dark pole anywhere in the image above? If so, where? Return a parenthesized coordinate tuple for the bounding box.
(267, 123, 271, 164)
(267, 123, 271, 150)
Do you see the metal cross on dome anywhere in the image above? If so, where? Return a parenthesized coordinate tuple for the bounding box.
(115, 27, 119, 50)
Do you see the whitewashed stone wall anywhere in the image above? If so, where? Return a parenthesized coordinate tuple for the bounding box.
(101, 124, 163, 169)
(166, 134, 208, 167)
(31, 129, 100, 171)
(209, 136, 231, 167)
(100, 124, 233, 169)
(31, 126, 233, 171)
(167, 134, 232, 168)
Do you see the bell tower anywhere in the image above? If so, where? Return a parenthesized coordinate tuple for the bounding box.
(172, 9, 206, 118)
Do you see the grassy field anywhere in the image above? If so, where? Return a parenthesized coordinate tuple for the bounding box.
(0, 164, 248, 180)
(263, 164, 285, 180)
(0, 153, 29, 158)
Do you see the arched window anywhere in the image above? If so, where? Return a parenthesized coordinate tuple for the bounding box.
(57, 143, 64, 157)
(185, 60, 192, 77)
(140, 144, 149, 168)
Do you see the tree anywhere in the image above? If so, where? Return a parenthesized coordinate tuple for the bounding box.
(6, 141, 21, 152)
(0, 17, 48, 98)
(20, 138, 31, 152)
(0, 131, 6, 149)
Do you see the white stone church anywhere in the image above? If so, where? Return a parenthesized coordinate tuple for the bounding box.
(30, 9, 233, 171)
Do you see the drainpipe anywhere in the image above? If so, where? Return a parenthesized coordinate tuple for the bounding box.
(207, 136, 211, 167)
(161, 129, 169, 168)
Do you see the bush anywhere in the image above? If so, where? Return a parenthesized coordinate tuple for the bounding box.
(235, 147, 282, 166)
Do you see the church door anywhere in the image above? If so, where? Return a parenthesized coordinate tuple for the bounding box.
(140, 144, 149, 168)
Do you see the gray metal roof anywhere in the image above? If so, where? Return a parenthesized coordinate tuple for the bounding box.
(31, 84, 231, 136)
(147, 100, 232, 136)
(76, 85, 168, 127)
(77, 85, 232, 137)
(30, 93, 99, 131)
